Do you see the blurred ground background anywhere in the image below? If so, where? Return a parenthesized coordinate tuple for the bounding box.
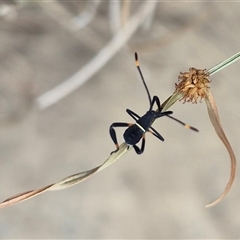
(0, 1, 240, 238)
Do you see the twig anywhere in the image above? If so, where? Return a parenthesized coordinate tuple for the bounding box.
(36, 1, 157, 110)
(70, 1, 101, 30)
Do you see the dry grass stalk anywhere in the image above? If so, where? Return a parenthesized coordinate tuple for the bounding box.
(1, 52, 239, 209)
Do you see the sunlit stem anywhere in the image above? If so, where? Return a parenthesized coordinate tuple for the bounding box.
(207, 51, 240, 76)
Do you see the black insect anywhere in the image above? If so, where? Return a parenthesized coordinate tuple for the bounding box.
(109, 52, 198, 154)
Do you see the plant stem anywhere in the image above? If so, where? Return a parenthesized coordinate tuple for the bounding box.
(208, 51, 240, 76)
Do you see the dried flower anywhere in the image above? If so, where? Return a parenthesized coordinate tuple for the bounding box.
(172, 62, 236, 207)
(175, 67, 211, 103)
(172, 68, 236, 207)
(162, 52, 240, 207)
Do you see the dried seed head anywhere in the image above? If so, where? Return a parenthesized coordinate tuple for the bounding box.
(175, 67, 211, 103)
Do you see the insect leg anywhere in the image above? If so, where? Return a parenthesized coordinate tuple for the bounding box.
(150, 95, 161, 110)
(148, 127, 164, 141)
(150, 96, 173, 117)
(109, 122, 131, 154)
(126, 109, 140, 121)
(133, 135, 145, 155)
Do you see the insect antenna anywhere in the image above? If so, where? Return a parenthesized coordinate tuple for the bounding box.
(134, 52, 198, 133)
(135, 52, 152, 106)
(166, 115, 199, 132)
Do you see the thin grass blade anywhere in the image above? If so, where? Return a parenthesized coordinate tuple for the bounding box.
(204, 91, 236, 207)
(0, 143, 130, 208)
(161, 91, 183, 112)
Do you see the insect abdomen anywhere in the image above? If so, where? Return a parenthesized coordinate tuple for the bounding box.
(123, 124, 144, 145)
